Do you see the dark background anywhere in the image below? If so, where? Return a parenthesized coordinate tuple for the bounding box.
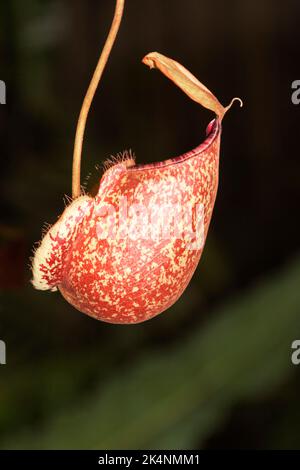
(0, 0, 300, 449)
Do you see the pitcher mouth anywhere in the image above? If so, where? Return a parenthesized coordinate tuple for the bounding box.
(127, 118, 220, 173)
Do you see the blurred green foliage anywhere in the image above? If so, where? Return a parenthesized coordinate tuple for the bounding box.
(1, 256, 300, 449)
